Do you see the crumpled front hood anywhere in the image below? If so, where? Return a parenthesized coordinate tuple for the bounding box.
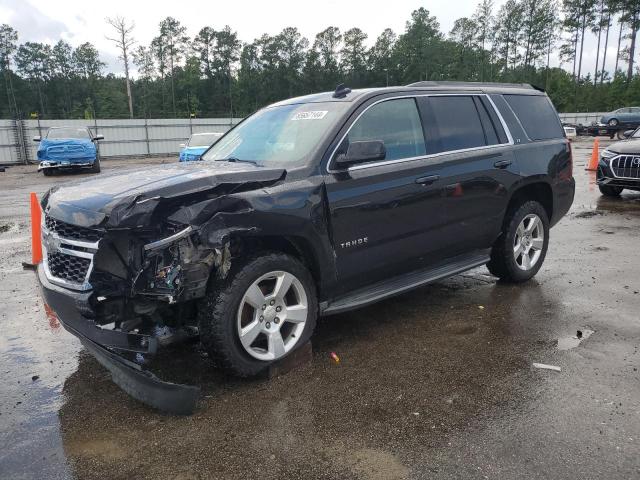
(606, 138, 640, 155)
(44, 161, 286, 228)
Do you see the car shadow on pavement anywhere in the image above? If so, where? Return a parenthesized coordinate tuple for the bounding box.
(56, 274, 561, 479)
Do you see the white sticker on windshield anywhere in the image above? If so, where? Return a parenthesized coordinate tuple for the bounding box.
(291, 111, 328, 121)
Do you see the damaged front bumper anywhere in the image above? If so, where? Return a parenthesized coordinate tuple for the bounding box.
(37, 263, 200, 414)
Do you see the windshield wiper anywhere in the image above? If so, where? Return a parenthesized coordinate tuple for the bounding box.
(217, 157, 259, 166)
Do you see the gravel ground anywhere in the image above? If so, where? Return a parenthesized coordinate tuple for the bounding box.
(0, 141, 638, 480)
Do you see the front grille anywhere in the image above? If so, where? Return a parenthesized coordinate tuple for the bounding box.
(611, 155, 640, 179)
(47, 251, 91, 284)
(45, 215, 102, 242)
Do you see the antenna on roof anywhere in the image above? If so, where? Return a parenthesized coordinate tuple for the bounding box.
(333, 83, 351, 99)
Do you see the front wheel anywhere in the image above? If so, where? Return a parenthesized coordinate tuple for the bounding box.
(599, 184, 623, 197)
(487, 201, 549, 283)
(198, 252, 317, 377)
(608, 118, 619, 127)
(90, 157, 101, 173)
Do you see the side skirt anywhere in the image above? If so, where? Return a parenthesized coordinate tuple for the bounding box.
(321, 250, 490, 316)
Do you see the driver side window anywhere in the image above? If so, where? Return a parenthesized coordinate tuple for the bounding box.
(345, 98, 426, 161)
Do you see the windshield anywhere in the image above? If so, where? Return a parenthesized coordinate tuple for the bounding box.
(47, 127, 90, 140)
(188, 133, 221, 147)
(202, 102, 349, 166)
(632, 128, 640, 138)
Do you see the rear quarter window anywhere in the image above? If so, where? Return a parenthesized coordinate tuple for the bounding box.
(503, 94, 563, 141)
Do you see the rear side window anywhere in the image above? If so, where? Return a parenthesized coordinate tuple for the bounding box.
(428, 96, 487, 152)
(347, 98, 426, 161)
(503, 94, 563, 141)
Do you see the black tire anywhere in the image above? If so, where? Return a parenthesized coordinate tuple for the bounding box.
(90, 157, 101, 173)
(198, 252, 318, 377)
(42, 169, 53, 176)
(608, 118, 619, 127)
(487, 200, 550, 283)
(599, 184, 623, 197)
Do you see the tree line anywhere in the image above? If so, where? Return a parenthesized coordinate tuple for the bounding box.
(1, 0, 640, 120)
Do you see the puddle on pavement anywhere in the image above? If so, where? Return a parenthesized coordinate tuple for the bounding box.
(557, 328, 594, 350)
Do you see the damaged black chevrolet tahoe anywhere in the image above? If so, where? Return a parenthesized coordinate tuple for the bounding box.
(38, 82, 574, 411)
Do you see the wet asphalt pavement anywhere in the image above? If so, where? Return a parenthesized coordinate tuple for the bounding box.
(0, 143, 639, 480)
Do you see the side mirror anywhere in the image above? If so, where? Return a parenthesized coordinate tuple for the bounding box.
(623, 129, 634, 138)
(33, 136, 41, 142)
(179, 143, 186, 148)
(335, 140, 386, 167)
(94, 134, 104, 141)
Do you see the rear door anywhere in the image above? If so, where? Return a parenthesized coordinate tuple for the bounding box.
(324, 96, 448, 288)
(419, 94, 518, 255)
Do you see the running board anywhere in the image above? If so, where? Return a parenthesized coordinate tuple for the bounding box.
(322, 251, 490, 316)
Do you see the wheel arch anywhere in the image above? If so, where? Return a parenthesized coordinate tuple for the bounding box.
(505, 181, 553, 225)
(230, 234, 324, 292)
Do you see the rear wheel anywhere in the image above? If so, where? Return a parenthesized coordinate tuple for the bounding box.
(598, 184, 623, 197)
(487, 200, 549, 283)
(198, 252, 317, 377)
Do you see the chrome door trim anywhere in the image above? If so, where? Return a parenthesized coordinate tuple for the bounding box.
(326, 93, 515, 174)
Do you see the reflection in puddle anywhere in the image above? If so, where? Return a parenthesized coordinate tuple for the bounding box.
(557, 328, 594, 350)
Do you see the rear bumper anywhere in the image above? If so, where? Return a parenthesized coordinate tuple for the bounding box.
(37, 264, 199, 414)
(551, 177, 575, 227)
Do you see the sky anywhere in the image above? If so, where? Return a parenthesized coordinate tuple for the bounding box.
(0, 0, 630, 79)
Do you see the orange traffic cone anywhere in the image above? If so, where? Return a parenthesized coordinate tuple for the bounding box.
(586, 137, 600, 171)
(29, 192, 42, 265)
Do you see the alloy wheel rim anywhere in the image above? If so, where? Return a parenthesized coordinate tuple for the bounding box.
(236, 270, 308, 361)
(513, 214, 544, 271)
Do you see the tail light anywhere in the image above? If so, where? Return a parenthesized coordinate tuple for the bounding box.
(560, 138, 573, 180)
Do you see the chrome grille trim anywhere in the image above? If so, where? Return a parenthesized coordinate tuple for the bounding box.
(610, 155, 640, 180)
(41, 216, 101, 291)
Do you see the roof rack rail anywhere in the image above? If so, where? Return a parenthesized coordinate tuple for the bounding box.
(406, 81, 535, 89)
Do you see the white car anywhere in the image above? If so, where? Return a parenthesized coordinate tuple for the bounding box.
(179, 132, 223, 162)
(563, 126, 577, 139)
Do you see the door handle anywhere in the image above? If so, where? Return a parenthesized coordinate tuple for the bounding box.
(415, 174, 440, 185)
(493, 159, 512, 169)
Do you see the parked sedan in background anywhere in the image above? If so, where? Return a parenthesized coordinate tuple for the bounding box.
(35, 126, 103, 175)
(600, 107, 640, 127)
(597, 127, 640, 196)
(178, 132, 223, 162)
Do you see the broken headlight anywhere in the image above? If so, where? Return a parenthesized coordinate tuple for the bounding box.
(140, 226, 194, 299)
(143, 226, 193, 252)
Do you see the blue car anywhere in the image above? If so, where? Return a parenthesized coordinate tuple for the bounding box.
(179, 132, 223, 162)
(600, 107, 640, 128)
(35, 126, 104, 176)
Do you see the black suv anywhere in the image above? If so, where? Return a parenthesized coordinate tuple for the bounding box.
(38, 82, 574, 412)
(597, 127, 640, 196)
